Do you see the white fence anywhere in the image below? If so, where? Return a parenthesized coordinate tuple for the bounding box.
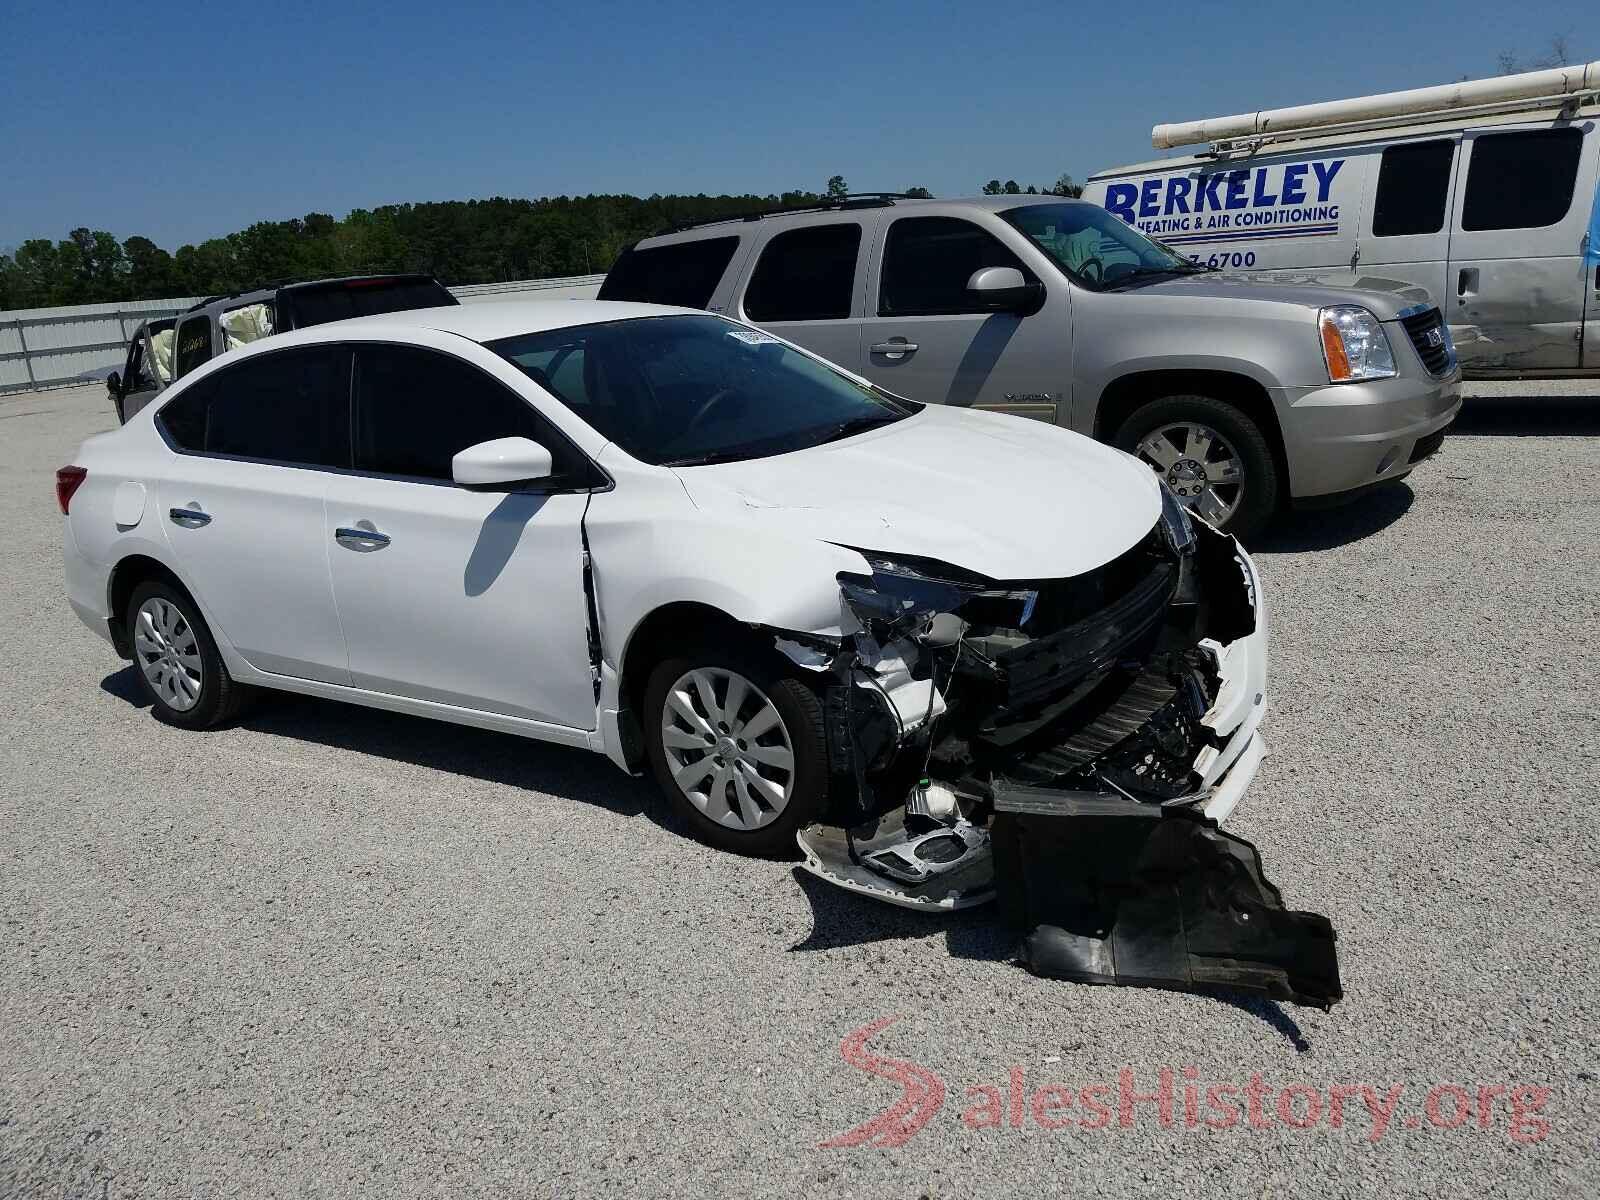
(0, 275, 605, 396)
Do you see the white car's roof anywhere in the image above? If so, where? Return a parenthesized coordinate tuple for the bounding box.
(309, 298, 698, 344)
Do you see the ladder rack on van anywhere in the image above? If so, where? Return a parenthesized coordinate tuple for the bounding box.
(1152, 60, 1600, 154)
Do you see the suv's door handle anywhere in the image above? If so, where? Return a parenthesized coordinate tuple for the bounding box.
(335, 526, 391, 549)
(168, 506, 211, 527)
(869, 339, 919, 359)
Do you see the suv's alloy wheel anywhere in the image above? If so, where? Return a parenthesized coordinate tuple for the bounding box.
(1113, 393, 1280, 538)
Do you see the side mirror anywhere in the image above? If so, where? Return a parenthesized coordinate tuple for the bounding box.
(452, 436, 555, 488)
(106, 370, 122, 398)
(966, 266, 1044, 315)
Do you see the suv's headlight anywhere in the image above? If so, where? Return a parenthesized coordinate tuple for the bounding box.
(1318, 305, 1396, 383)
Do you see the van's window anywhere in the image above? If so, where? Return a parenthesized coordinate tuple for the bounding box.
(597, 237, 740, 309)
(1372, 140, 1454, 237)
(353, 345, 582, 483)
(1461, 128, 1583, 232)
(173, 316, 213, 378)
(158, 346, 349, 468)
(879, 217, 1034, 316)
(743, 224, 862, 322)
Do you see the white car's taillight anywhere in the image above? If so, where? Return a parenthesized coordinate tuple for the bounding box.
(55, 465, 87, 515)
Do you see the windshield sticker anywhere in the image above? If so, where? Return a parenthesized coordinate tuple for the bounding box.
(727, 329, 781, 345)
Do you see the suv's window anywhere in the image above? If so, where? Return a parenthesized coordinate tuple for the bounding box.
(122, 334, 153, 394)
(220, 301, 276, 351)
(280, 277, 457, 328)
(1461, 128, 1583, 232)
(879, 217, 1032, 316)
(353, 344, 585, 484)
(597, 237, 740, 309)
(158, 346, 350, 468)
(1372, 139, 1454, 237)
(743, 224, 861, 322)
(491, 314, 916, 468)
(173, 316, 213, 378)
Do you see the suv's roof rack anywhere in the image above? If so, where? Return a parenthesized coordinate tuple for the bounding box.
(662, 193, 913, 234)
(181, 273, 441, 314)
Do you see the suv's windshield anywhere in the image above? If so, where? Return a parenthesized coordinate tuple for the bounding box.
(1001, 203, 1203, 291)
(488, 314, 917, 467)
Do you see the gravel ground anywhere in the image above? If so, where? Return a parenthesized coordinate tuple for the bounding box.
(2, 381, 1598, 1198)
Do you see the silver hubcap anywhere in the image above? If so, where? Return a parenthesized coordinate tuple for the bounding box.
(660, 668, 795, 831)
(134, 597, 203, 712)
(1136, 422, 1245, 525)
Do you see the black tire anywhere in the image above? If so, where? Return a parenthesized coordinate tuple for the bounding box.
(1111, 393, 1281, 540)
(642, 642, 830, 857)
(125, 579, 250, 730)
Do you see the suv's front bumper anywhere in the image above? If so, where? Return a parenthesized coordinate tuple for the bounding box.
(1277, 366, 1462, 500)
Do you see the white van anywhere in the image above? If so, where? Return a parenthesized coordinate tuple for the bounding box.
(1084, 62, 1600, 377)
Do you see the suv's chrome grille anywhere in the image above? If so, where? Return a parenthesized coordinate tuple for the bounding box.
(1399, 307, 1454, 377)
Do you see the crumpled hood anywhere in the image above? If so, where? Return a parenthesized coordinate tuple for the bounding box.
(671, 405, 1161, 581)
(1130, 271, 1431, 319)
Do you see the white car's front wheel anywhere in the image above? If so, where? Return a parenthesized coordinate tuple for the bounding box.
(643, 647, 830, 856)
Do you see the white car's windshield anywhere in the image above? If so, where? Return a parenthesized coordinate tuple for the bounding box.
(489, 314, 917, 466)
(1001, 202, 1205, 291)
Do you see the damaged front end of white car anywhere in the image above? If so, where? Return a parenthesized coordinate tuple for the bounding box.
(782, 489, 1340, 1009)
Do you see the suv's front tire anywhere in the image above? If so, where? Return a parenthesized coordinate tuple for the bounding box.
(1112, 393, 1280, 539)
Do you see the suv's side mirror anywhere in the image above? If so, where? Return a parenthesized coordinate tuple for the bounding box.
(452, 436, 555, 489)
(106, 370, 121, 399)
(966, 266, 1044, 315)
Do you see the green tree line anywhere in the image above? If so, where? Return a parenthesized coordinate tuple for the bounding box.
(0, 175, 1080, 310)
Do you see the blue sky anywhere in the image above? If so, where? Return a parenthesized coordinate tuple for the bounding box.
(0, 0, 1586, 250)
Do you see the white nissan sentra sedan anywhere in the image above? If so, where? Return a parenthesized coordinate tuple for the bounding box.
(60, 301, 1267, 907)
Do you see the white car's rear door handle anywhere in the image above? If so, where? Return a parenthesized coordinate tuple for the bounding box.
(168, 506, 211, 527)
(335, 526, 391, 550)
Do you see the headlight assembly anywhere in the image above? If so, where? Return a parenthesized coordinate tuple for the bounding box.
(838, 552, 1035, 641)
(1318, 305, 1396, 383)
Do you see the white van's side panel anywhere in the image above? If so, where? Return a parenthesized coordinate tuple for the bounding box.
(1445, 119, 1599, 373)
(1081, 150, 1369, 274)
(1089, 107, 1600, 377)
(1349, 134, 1463, 316)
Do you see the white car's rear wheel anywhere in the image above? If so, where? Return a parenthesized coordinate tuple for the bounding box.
(125, 579, 248, 729)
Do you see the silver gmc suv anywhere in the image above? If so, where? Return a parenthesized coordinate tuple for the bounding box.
(599, 193, 1462, 536)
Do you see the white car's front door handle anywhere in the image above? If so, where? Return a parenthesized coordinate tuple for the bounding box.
(334, 526, 391, 550)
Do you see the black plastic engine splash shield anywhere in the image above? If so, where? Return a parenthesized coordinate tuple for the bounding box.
(991, 791, 1342, 1010)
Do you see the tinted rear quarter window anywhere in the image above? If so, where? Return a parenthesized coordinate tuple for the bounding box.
(743, 224, 862, 321)
(159, 346, 350, 468)
(173, 316, 214, 378)
(879, 217, 1031, 316)
(1461, 128, 1583, 231)
(353, 344, 584, 483)
(598, 237, 740, 309)
(1372, 139, 1455, 237)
